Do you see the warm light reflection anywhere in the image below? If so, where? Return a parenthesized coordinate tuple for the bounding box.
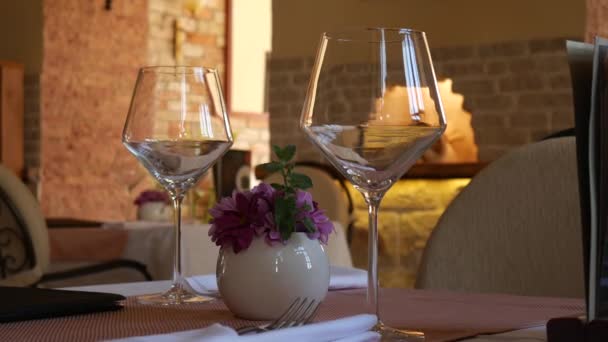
(371, 79, 478, 162)
(431, 79, 478, 163)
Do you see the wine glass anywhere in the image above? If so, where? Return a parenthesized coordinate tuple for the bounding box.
(300, 28, 446, 339)
(123, 66, 233, 304)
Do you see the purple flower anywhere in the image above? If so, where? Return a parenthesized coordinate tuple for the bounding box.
(208, 184, 276, 253)
(134, 190, 170, 206)
(306, 202, 335, 244)
(295, 190, 313, 210)
(265, 224, 283, 246)
(251, 182, 275, 198)
(208, 184, 335, 253)
(293, 190, 334, 244)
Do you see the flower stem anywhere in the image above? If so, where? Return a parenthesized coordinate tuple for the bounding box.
(281, 163, 289, 189)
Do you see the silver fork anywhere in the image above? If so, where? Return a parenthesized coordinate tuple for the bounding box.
(237, 297, 321, 335)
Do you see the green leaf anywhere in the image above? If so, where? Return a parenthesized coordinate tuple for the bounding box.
(302, 217, 316, 233)
(281, 221, 294, 241)
(263, 145, 321, 242)
(289, 172, 313, 190)
(273, 196, 288, 228)
(275, 196, 297, 241)
(260, 162, 283, 173)
(282, 209, 296, 241)
(275, 144, 296, 162)
(270, 183, 285, 191)
(272, 145, 284, 159)
(283, 145, 296, 161)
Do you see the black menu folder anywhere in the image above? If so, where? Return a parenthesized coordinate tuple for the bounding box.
(0, 286, 125, 323)
(547, 38, 608, 342)
(584, 36, 608, 322)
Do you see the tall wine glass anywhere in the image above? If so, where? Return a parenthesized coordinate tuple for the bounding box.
(301, 28, 446, 339)
(123, 66, 233, 304)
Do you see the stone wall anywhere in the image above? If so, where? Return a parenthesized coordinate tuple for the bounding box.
(348, 179, 471, 288)
(40, 0, 148, 220)
(268, 38, 575, 162)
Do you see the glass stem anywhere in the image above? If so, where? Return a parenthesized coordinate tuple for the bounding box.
(172, 194, 184, 286)
(364, 191, 384, 318)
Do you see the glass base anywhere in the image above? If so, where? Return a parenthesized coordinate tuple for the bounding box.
(137, 280, 214, 305)
(374, 321, 425, 341)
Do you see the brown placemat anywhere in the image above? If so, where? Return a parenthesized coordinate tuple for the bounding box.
(0, 288, 584, 341)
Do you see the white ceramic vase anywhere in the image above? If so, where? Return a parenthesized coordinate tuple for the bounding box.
(217, 232, 330, 320)
(136, 202, 172, 221)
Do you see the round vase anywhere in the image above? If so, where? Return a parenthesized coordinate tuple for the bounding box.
(136, 202, 171, 221)
(216, 232, 330, 320)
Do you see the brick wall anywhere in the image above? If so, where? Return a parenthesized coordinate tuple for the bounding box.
(586, 0, 608, 42)
(437, 39, 574, 160)
(35, 0, 266, 221)
(268, 38, 574, 162)
(148, 0, 226, 82)
(40, 0, 148, 220)
(147, 0, 269, 210)
(147, 0, 268, 165)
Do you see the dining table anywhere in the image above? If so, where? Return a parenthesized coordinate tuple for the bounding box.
(0, 275, 584, 341)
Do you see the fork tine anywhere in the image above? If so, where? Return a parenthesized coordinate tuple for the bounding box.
(237, 297, 306, 335)
(303, 300, 321, 324)
(293, 299, 317, 327)
(275, 298, 309, 329)
(267, 297, 301, 330)
(238, 297, 322, 335)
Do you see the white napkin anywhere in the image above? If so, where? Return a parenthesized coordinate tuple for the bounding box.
(109, 314, 379, 342)
(187, 265, 367, 294)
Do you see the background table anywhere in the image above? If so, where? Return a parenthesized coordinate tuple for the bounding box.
(47, 221, 352, 286)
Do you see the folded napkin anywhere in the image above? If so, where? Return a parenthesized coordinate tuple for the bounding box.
(186, 265, 367, 294)
(109, 314, 379, 342)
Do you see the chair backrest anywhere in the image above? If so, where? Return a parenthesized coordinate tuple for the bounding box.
(0, 164, 49, 286)
(263, 163, 354, 233)
(415, 137, 584, 298)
